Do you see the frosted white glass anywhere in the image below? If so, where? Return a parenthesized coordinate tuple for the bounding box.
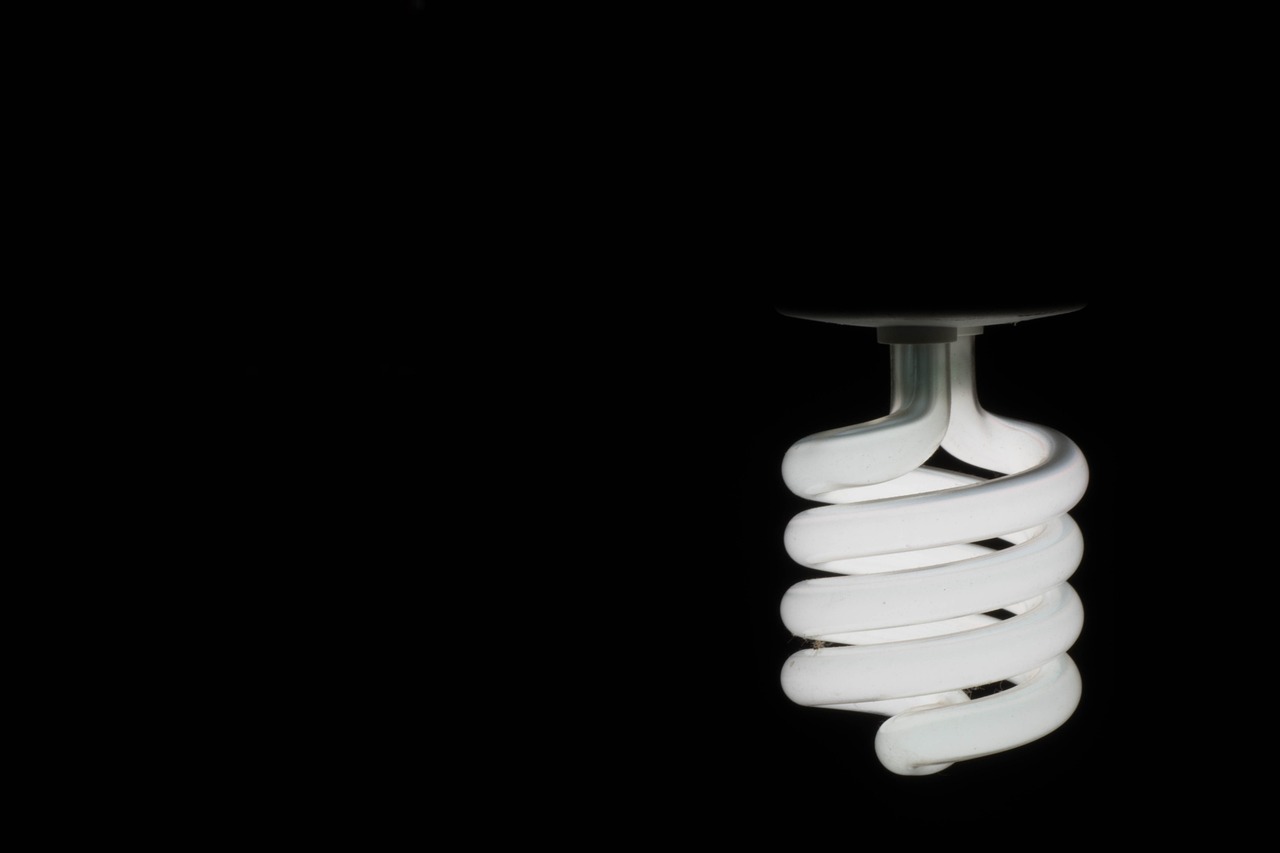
(783, 344, 951, 499)
(779, 334, 1088, 775)
(875, 655, 1082, 776)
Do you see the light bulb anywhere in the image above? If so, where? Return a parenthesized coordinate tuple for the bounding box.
(778, 305, 1088, 776)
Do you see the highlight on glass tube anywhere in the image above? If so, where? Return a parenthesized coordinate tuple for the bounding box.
(777, 305, 1088, 776)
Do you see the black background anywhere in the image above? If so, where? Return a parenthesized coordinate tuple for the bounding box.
(23, 0, 1267, 840)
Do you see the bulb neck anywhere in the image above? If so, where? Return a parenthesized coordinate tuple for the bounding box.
(878, 326, 985, 344)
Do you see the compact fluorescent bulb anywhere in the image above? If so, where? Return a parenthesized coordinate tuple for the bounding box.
(778, 304, 1088, 776)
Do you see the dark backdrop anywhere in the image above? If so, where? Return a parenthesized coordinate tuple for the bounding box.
(61, 0, 1263, 836)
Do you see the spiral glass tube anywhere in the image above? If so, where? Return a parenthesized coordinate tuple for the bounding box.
(780, 327, 1088, 775)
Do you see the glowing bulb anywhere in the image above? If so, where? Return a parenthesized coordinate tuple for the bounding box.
(778, 307, 1088, 776)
